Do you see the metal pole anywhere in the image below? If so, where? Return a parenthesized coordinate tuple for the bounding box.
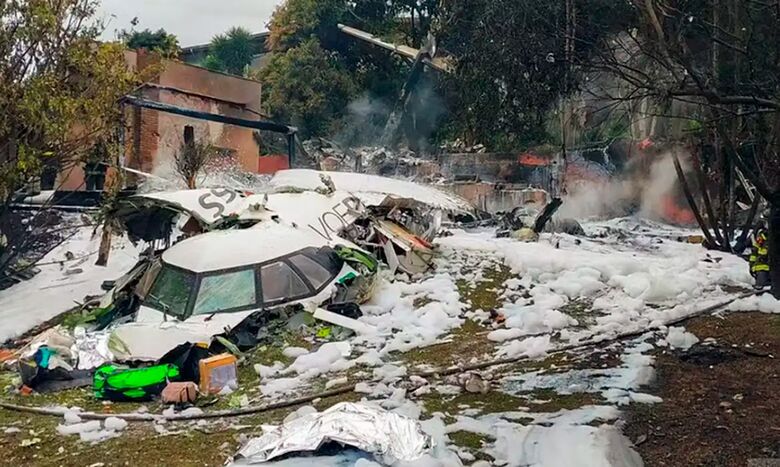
(287, 133, 296, 168)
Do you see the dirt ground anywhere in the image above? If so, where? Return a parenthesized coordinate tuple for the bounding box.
(1, 289, 778, 466)
(625, 312, 780, 467)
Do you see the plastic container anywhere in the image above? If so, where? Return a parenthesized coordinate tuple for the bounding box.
(198, 354, 238, 394)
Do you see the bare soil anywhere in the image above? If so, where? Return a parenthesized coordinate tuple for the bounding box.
(624, 312, 780, 467)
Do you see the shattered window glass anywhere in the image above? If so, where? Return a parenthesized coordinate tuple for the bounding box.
(146, 266, 195, 319)
(261, 261, 311, 304)
(193, 269, 256, 315)
(289, 254, 335, 290)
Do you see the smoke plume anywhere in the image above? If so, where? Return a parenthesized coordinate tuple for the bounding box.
(558, 150, 695, 224)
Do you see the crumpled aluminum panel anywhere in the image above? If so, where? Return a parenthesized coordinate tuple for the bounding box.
(234, 402, 431, 464)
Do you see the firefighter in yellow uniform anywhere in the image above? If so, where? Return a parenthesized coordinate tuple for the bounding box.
(749, 225, 770, 289)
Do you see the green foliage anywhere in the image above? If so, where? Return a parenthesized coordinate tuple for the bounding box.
(0, 0, 138, 274)
(267, 0, 348, 52)
(439, 0, 634, 149)
(263, 0, 443, 140)
(260, 39, 356, 138)
(120, 28, 180, 58)
(204, 27, 257, 76)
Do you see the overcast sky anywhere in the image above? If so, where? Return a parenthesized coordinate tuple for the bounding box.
(97, 0, 284, 46)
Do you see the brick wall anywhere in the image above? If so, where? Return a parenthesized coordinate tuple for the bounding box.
(59, 50, 265, 190)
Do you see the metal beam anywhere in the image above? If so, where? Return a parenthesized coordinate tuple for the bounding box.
(122, 95, 296, 135)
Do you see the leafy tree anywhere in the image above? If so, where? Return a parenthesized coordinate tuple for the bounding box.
(120, 28, 180, 58)
(204, 27, 257, 76)
(264, 0, 443, 141)
(260, 38, 356, 138)
(579, 0, 780, 296)
(0, 0, 138, 277)
(439, 0, 633, 149)
(267, 0, 348, 52)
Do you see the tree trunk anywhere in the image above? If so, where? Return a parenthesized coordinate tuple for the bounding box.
(770, 192, 780, 298)
(673, 151, 717, 247)
(95, 225, 112, 267)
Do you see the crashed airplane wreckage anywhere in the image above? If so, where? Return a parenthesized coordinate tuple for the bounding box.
(120, 169, 474, 276)
(14, 170, 474, 397)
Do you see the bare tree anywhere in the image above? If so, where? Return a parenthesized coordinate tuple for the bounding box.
(558, 0, 780, 296)
(174, 140, 217, 189)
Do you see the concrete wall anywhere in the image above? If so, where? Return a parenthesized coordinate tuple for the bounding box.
(437, 152, 553, 190)
(444, 182, 548, 213)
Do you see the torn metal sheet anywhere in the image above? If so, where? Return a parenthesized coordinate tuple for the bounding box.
(98, 259, 151, 309)
(382, 239, 400, 274)
(117, 188, 248, 242)
(374, 219, 435, 274)
(233, 402, 431, 464)
(270, 169, 473, 214)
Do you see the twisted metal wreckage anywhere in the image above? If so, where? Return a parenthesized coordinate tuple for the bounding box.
(16, 169, 476, 382)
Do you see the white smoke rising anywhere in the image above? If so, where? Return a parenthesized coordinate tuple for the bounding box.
(558, 151, 691, 222)
(638, 153, 681, 220)
(334, 94, 391, 146)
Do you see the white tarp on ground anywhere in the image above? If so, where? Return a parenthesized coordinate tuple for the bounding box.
(0, 227, 139, 343)
(270, 169, 473, 214)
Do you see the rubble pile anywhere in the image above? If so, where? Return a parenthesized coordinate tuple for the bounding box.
(302, 138, 441, 180)
(438, 138, 488, 154)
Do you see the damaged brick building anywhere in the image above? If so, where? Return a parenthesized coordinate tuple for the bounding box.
(59, 50, 272, 191)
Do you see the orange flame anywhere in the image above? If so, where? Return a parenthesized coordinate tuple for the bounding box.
(518, 153, 551, 166)
(660, 195, 696, 225)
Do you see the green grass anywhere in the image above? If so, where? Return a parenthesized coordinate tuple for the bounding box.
(401, 320, 495, 368)
(456, 264, 515, 313)
(521, 388, 603, 412)
(449, 430, 489, 449)
(419, 389, 528, 416)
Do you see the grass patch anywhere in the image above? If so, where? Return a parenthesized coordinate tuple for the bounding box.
(559, 298, 598, 327)
(522, 388, 603, 412)
(0, 378, 371, 467)
(402, 320, 495, 368)
(420, 389, 526, 416)
(449, 430, 489, 450)
(413, 296, 435, 308)
(457, 264, 514, 313)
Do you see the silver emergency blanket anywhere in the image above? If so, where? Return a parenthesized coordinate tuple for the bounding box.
(72, 328, 114, 370)
(234, 402, 431, 464)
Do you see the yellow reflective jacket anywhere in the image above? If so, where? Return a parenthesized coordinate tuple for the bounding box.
(749, 229, 769, 273)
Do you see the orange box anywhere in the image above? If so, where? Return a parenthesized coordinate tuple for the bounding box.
(198, 354, 238, 394)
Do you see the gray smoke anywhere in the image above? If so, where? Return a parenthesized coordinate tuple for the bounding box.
(558, 150, 691, 222)
(334, 79, 446, 150)
(334, 94, 391, 147)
